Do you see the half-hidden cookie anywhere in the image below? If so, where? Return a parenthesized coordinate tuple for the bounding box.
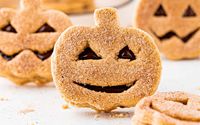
(0, 0, 95, 14)
(135, 0, 200, 60)
(42, 0, 95, 14)
(52, 7, 161, 112)
(0, 0, 72, 85)
(132, 91, 200, 125)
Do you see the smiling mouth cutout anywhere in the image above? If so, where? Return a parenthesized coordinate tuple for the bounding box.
(151, 28, 199, 43)
(74, 81, 137, 93)
(0, 49, 53, 61)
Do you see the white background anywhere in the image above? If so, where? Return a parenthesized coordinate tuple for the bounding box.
(0, 0, 200, 125)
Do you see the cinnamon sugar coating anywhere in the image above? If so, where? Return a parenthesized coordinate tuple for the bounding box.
(132, 91, 200, 125)
(0, 0, 72, 85)
(52, 8, 161, 112)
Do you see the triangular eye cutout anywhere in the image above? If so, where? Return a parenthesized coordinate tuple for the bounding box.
(154, 5, 167, 17)
(183, 5, 196, 17)
(35, 23, 55, 33)
(78, 47, 101, 60)
(1, 24, 17, 33)
(118, 46, 136, 61)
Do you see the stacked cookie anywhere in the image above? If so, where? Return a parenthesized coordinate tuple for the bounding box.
(0, 0, 200, 124)
(0, 0, 72, 85)
(52, 7, 162, 112)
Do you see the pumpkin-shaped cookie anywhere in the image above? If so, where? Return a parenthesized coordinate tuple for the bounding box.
(132, 92, 200, 125)
(0, 0, 72, 85)
(52, 8, 161, 112)
(135, 0, 200, 60)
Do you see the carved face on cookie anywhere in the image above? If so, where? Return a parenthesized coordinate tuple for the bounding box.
(0, 0, 72, 85)
(135, 0, 200, 60)
(133, 92, 200, 124)
(52, 8, 161, 111)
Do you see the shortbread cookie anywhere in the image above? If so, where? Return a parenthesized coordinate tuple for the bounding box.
(42, 0, 95, 14)
(135, 0, 200, 60)
(0, 0, 72, 85)
(132, 91, 200, 125)
(52, 7, 161, 112)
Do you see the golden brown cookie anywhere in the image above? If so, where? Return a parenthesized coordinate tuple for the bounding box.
(0, 0, 72, 85)
(132, 91, 200, 125)
(0, 0, 18, 8)
(135, 0, 200, 60)
(42, 0, 95, 14)
(52, 7, 161, 112)
(0, 0, 95, 14)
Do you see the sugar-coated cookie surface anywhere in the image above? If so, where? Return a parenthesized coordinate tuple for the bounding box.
(135, 0, 200, 60)
(132, 91, 200, 125)
(52, 7, 161, 112)
(0, 0, 72, 85)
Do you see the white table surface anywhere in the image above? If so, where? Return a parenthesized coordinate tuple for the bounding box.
(0, 57, 200, 125)
(0, 1, 200, 125)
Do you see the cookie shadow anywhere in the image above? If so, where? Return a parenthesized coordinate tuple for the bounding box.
(75, 108, 135, 120)
(22, 82, 55, 89)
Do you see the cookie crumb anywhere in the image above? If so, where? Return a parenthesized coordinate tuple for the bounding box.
(0, 96, 8, 101)
(94, 113, 101, 119)
(109, 112, 130, 118)
(30, 121, 39, 125)
(19, 108, 35, 114)
(62, 104, 69, 110)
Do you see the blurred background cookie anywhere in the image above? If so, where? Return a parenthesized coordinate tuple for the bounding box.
(0, 0, 18, 8)
(135, 0, 200, 60)
(0, 0, 94, 14)
(0, 0, 134, 26)
(0, 0, 72, 85)
(42, 0, 95, 14)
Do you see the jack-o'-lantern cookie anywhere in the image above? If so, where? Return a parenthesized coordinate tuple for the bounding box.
(132, 91, 200, 125)
(52, 7, 161, 112)
(0, 0, 72, 85)
(135, 0, 200, 60)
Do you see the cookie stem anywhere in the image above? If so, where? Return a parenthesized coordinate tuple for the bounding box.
(20, 0, 41, 10)
(94, 8, 120, 28)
